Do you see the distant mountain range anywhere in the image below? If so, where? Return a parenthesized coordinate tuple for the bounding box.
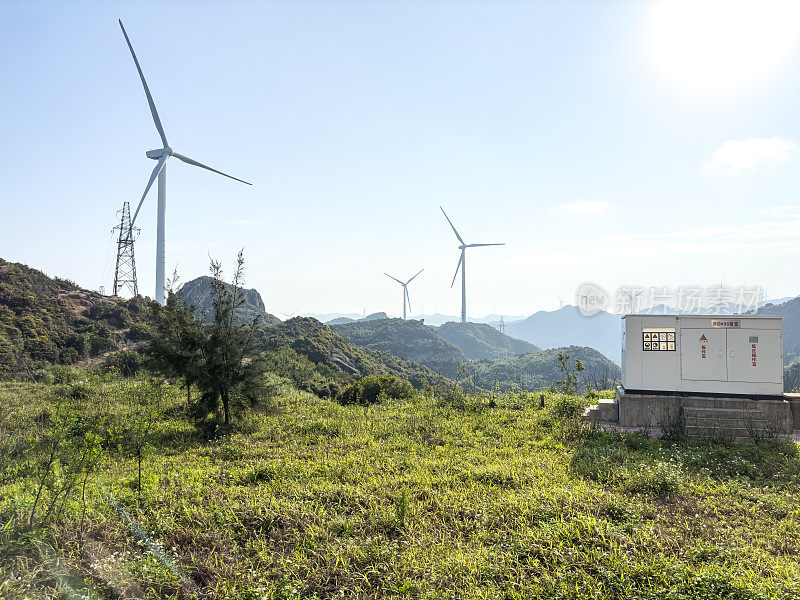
(331, 317, 617, 390)
(325, 312, 389, 325)
(503, 306, 620, 363)
(312, 298, 798, 365)
(314, 312, 527, 327)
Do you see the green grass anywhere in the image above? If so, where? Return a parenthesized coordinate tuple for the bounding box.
(2, 376, 800, 599)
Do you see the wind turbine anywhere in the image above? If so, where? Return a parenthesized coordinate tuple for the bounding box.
(384, 269, 424, 320)
(440, 207, 504, 324)
(119, 19, 251, 305)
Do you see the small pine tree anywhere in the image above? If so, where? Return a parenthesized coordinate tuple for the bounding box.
(193, 251, 267, 426)
(147, 275, 205, 404)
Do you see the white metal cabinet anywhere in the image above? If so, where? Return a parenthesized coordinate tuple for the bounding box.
(622, 314, 783, 396)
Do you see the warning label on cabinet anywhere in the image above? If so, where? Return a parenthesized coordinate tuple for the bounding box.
(642, 328, 676, 352)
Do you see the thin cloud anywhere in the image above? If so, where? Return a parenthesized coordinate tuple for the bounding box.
(552, 199, 614, 216)
(706, 137, 797, 176)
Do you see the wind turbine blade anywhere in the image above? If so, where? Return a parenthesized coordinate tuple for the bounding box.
(450, 254, 463, 288)
(466, 243, 505, 247)
(130, 153, 168, 227)
(405, 287, 412, 314)
(384, 272, 404, 285)
(440, 207, 464, 244)
(172, 153, 252, 185)
(118, 19, 168, 148)
(405, 268, 424, 285)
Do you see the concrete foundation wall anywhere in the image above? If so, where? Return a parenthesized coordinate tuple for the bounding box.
(613, 387, 796, 439)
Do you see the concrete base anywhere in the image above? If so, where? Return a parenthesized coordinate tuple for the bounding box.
(583, 386, 797, 442)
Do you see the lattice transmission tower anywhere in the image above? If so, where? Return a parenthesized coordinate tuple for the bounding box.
(112, 202, 140, 297)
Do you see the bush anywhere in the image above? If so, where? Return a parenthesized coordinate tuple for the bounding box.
(30, 369, 54, 384)
(625, 461, 681, 498)
(336, 374, 414, 406)
(49, 365, 85, 384)
(102, 350, 143, 377)
(552, 395, 585, 419)
(67, 380, 96, 400)
(126, 322, 151, 342)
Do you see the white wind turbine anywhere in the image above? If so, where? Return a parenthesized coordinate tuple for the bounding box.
(384, 269, 424, 320)
(440, 207, 504, 324)
(119, 19, 251, 305)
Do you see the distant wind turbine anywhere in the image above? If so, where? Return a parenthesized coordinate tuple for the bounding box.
(119, 19, 251, 305)
(440, 207, 505, 324)
(384, 269, 423, 320)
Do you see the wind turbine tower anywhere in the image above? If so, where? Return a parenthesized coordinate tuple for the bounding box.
(384, 269, 424, 320)
(119, 19, 251, 304)
(440, 207, 505, 324)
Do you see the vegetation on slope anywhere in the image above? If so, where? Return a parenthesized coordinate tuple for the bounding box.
(0, 259, 446, 398)
(436, 320, 540, 360)
(0, 258, 158, 378)
(467, 345, 621, 392)
(2, 376, 799, 598)
(260, 317, 449, 396)
(332, 318, 466, 377)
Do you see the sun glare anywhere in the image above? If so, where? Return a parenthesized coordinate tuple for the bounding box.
(649, 0, 800, 97)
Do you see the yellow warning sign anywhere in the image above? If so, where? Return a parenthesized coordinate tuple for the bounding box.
(699, 334, 707, 342)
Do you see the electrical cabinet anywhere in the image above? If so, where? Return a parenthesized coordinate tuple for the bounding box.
(622, 315, 783, 396)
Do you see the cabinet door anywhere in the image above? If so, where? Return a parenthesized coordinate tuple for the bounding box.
(680, 328, 727, 381)
(726, 329, 782, 383)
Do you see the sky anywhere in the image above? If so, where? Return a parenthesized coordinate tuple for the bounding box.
(3, 0, 800, 319)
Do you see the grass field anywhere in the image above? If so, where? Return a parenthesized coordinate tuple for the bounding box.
(2, 373, 800, 599)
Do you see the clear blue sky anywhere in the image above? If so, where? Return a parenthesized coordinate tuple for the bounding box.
(2, 1, 800, 318)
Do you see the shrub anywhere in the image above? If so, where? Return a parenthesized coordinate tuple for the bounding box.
(68, 380, 96, 400)
(101, 350, 143, 377)
(336, 374, 414, 406)
(30, 369, 54, 384)
(552, 395, 585, 419)
(126, 322, 151, 342)
(625, 461, 681, 498)
(49, 365, 85, 384)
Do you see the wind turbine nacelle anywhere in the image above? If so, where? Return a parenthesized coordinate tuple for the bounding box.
(146, 148, 170, 159)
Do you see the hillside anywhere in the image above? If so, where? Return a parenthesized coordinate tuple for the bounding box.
(332, 318, 466, 377)
(0, 258, 159, 378)
(178, 275, 280, 327)
(505, 306, 621, 363)
(436, 321, 539, 360)
(467, 345, 621, 391)
(331, 318, 616, 392)
(324, 312, 389, 325)
(0, 259, 448, 395)
(258, 317, 449, 395)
